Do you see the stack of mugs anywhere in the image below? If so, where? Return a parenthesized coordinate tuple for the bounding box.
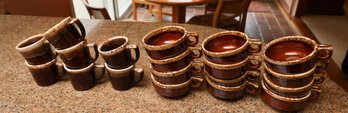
(98, 36, 144, 91)
(201, 31, 262, 100)
(260, 36, 333, 111)
(142, 26, 204, 98)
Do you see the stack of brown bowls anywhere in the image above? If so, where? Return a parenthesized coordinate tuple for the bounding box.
(142, 26, 204, 98)
(202, 31, 262, 100)
(43, 17, 105, 91)
(260, 36, 333, 112)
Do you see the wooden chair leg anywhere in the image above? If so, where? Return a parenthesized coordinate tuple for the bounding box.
(158, 6, 163, 23)
(132, 3, 137, 20)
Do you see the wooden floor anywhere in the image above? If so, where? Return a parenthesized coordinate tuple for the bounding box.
(129, 0, 298, 43)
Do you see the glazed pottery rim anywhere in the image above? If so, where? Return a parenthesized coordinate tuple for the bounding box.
(105, 63, 134, 72)
(151, 74, 192, 89)
(55, 40, 86, 53)
(142, 26, 188, 51)
(263, 36, 318, 65)
(203, 56, 249, 70)
(98, 36, 129, 56)
(206, 70, 248, 84)
(151, 62, 192, 77)
(16, 34, 46, 52)
(261, 79, 311, 102)
(202, 31, 249, 57)
(148, 47, 192, 64)
(263, 62, 316, 79)
(25, 59, 56, 69)
(44, 17, 72, 39)
(206, 75, 247, 92)
(262, 73, 314, 92)
(64, 62, 94, 74)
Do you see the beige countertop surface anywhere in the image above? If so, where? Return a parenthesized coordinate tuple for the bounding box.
(0, 15, 347, 112)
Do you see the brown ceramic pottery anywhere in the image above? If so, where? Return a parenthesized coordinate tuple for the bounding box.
(263, 62, 326, 88)
(206, 74, 259, 100)
(151, 75, 203, 98)
(98, 36, 140, 69)
(44, 17, 86, 50)
(16, 34, 56, 65)
(263, 36, 333, 74)
(25, 59, 64, 86)
(64, 63, 105, 91)
(260, 79, 322, 112)
(151, 61, 203, 85)
(105, 64, 144, 91)
(204, 55, 262, 80)
(148, 47, 202, 72)
(202, 31, 262, 64)
(142, 26, 199, 60)
(56, 41, 99, 69)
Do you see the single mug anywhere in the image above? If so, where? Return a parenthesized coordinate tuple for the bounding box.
(202, 31, 262, 64)
(148, 47, 202, 72)
(44, 17, 86, 50)
(151, 74, 203, 98)
(98, 36, 140, 69)
(56, 41, 99, 69)
(25, 59, 64, 86)
(142, 26, 199, 60)
(263, 36, 333, 74)
(64, 63, 105, 91)
(16, 34, 56, 65)
(105, 64, 144, 91)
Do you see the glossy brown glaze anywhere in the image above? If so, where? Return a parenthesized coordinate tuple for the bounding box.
(25, 59, 60, 86)
(265, 59, 316, 74)
(265, 70, 314, 88)
(205, 35, 246, 52)
(266, 41, 313, 61)
(105, 64, 144, 91)
(263, 79, 311, 98)
(16, 34, 56, 65)
(206, 76, 246, 100)
(205, 51, 248, 64)
(152, 81, 191, 98)
(146, 41, 189, 60)
(154, 72, 191, 85)
(147, 31, 184, 46)
(99, 36, 140, 69)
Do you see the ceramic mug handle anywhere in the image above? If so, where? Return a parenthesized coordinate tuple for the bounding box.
(316, 44, 333, 60)
(189, 47, 203, 59)
(248, 39, 262, 53)
(192, 60, 204, 74)
(186, 32, 199, 46)
(69, 18, 86, 39)
(55, 61, 66, 78)
(245, 70, 261, 95)
(44, 40, 58, 58)
(247, 55, 262, 70)
(126, 44, 140, 64)
(133, 67, 144, 84)
(94, 64, 105, 81)
(190, 77, 204, 90)
(87, 43, 99, 63)
(313, 69, 327, 85)
(309, 86, 322, 99)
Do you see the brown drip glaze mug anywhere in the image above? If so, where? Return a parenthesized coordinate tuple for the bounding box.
(148, 47, 202, 72)
(206, 73, 259, 100)
(56, 41, 99, 69)
(98, 36, 140, 69)
(263, 62, 326, 88)
(25, 59, 65, 86)
(64, 63, 105, 91)
(260, 79, 322, 112)
(44, 17, 86, 50)
(16, 34, 57, 65)
(202, 31, 262, 64)
(204, 55, 262, 80)
(151, 74, 203, 98)
(263, 36, 333, 74)
(142, 26, 199, 60)
(151, 61, 203, 85)
(105, 64, 144, 91)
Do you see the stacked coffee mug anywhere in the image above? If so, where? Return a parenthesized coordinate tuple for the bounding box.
(142, 26, 204, 98)
(202, 31, 262, 100)
(44, 17, 105, 91)
(16, 34, 64, 86)
(260, 36, 333, 111)
(98, 36, 144, 91)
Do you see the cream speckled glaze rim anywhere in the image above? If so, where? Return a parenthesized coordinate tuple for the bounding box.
(263, 62, 316, 79)
(202, 31, 249, 57)
(148, 47, 193, 64)
(206, 75, 247, 92)
(203, 56, 249, 70)
(55, 40, 87, 53)
(263, 36, 318, 66)
(262, 73, 314, 92)
(64, 62, 94, 74)
(98, 36, 129, 56)
(16, 34, 47, 53)
(25, 59, 57, 69)
(151, 74, 192, 89)
(206, 70, 248, 84)
(151, 62, 193, 77)
(44, 17, 72, 39)
(142, 26, 188, 51)
(261, 79, 311, 102)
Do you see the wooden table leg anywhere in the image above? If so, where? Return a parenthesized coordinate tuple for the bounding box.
(172, 5, 186, 23)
